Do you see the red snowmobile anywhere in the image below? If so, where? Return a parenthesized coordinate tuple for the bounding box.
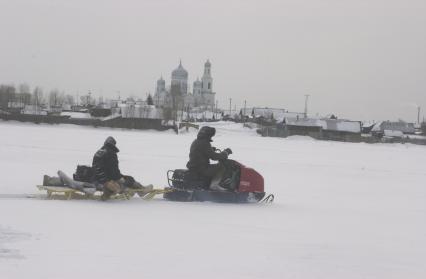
(163, 159, 274, 203)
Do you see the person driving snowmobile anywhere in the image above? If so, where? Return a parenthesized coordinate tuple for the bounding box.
(186, 126, 233, 191)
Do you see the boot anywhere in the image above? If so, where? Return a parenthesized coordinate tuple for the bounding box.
(104, 180, 122, 193)
(229, 171, 238, 190)
(135, 183, 153, 197)
(100, 188, 114, 201)
(219, 171, 238, 191)
(141, 184, 153, 193)
(219, 177, 232, 188)
(210, 183, 227, 191)
(43, 175, 64, 186)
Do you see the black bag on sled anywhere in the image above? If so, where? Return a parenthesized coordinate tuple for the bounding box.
(73, 165, 94, 182)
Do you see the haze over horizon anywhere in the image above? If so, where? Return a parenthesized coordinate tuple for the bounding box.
(1, 0, 425, 122)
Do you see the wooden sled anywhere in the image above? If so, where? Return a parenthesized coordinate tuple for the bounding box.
(36, 185, 173, 200)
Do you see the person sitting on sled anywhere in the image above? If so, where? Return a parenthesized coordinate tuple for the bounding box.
(186, 126, 233, 191)
(92, 136, 152, 200)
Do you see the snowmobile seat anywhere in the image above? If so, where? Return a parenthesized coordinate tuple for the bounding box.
(168, 169, 210, 190)
(183, 170, 210, 190)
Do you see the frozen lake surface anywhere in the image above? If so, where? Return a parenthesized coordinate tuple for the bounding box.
(0, 120, 425, 278)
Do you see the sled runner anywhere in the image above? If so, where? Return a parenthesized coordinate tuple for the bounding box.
(36, 185, 172, 200)
(39, 167, 172, 200)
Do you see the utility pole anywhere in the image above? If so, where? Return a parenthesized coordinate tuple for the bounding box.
(417, 106, 421, 124)
(304, 94, 310, 119)
(88, 91, 92, 106)
(215, 100, 218, 119)
(244, 100, 247, 123)
(229, 98, 232, 116)
(35, 91, 38, 115)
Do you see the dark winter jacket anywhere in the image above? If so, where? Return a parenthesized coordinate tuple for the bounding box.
(92, 138, 122, 183)
(186, 126, 227, 171)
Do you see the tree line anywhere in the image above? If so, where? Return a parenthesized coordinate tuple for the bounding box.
(1, 83, 159, 114)
(0, 83, 77, 111)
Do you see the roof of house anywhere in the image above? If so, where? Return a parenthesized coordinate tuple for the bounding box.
(286, 118, 323, 127)
(323, 119, 361, 133)
(372, 121, 416, 133)
(244, 107, 304, 121)
(286, 118, 361, 133)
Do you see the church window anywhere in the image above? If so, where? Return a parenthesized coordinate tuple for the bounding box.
(208, 83, 211, 89)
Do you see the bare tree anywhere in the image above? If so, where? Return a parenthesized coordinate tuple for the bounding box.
(170, 83, 185, 121)
(32, 86, 44, 106)
(17, 83, 31, 106)
(80, 92, 95, 107)
(49, 89, 63, 107)
(0, 84, 16, 110)
(64, 94, 75, 105)
(146, 94, 154, 106)
(162, 107, 173, 120)
(18, 83, 30, 94)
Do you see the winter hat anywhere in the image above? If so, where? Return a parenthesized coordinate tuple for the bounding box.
(104, 136, 119, 152)
(197, 126, 216, 141)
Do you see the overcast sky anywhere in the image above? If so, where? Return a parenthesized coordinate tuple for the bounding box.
(1, 0, 425, 121)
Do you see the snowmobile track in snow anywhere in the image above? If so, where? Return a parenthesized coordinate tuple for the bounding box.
(0, 194, 40, 199)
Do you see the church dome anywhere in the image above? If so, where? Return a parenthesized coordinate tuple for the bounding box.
(172, 61, 188, 79)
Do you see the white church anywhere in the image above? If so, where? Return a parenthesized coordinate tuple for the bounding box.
(154, 60, 216, 109)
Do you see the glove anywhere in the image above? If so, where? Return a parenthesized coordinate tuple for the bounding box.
(224, 148, 233, 155)
(220, 151, 229, 160)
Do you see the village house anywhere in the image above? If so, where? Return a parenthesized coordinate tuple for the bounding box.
(260, 117, 362, 142)
(371, 121, 416, 137)
(321, 119, 362, 142)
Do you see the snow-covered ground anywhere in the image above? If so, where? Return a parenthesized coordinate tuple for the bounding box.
(0, 120, 425, 279)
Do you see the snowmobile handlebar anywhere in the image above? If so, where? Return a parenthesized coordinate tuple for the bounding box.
(224, 148, 233, 155)
(213, 147, 233, 155)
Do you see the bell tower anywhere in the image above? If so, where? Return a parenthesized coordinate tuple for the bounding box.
(201, 59, 213, 93)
